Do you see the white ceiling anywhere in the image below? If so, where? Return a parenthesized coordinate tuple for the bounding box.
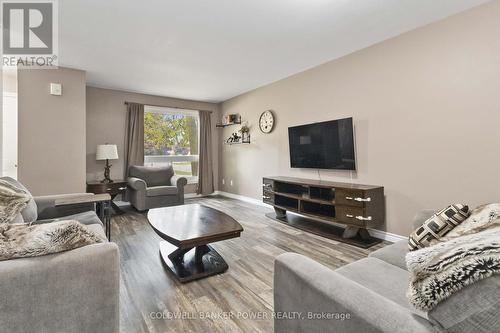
(59, 0, 490, 102)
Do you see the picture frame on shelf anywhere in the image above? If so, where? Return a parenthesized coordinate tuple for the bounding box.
(216, 114, 242, 128)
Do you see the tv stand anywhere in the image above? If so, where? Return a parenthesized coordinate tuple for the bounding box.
(263, 176, 385, 248)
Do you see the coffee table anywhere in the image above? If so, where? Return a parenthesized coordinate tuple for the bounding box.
(147, 204, 243, 283)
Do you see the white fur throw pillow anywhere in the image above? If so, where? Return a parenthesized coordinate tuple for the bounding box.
(0, 179, 31, 224)
(443, 203, 500, 239)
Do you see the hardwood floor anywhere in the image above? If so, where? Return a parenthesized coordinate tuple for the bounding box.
(112, 196, 387, 333)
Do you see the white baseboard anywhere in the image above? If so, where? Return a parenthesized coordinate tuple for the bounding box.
(184, 193, 204, 199)
(185, 191, 259, 201)
(368, 229, 407, 243)
(213, 191, 406, 243)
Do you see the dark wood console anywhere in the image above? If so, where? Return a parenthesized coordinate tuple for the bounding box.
(263, 176, 385, 248)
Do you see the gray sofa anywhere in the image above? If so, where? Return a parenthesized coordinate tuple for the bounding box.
(274, 210, 500, 333)
(127, 165, 188, 211)
(0, 177, 120, 333)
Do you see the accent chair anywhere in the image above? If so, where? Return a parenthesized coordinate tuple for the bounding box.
(126, 165, 188, 211)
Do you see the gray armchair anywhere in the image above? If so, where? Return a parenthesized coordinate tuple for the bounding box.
(0, 177, 120, 333)
(127, 165, 188, 211)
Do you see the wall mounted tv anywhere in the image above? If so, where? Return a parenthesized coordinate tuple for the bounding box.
(288, 117, 356, 170)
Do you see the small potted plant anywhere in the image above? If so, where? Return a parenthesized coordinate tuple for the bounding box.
(239, 123, 250, 143)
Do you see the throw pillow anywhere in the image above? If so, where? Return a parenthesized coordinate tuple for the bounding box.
(408, 204, 470, 251)
(2, 177, 38, 223)
(443, 203, 500, 239)
(0, 179, 31, 224)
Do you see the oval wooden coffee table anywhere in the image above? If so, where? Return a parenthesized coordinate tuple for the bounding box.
(147, 204, 243, 283)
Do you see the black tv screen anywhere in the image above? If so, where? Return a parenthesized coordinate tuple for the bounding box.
(288, 118, 356, 170)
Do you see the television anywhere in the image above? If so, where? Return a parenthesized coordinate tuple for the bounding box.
(288, 117, 356, 170)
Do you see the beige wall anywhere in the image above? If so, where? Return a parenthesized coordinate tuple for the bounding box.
(86, 87, 220, 193)
(220, 1, 500, 236)
(18, 67, 86, 195)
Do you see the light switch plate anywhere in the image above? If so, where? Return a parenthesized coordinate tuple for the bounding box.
(50, 83, 62, 95)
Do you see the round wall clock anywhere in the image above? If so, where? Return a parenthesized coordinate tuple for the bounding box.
(259, 110, 275, 133)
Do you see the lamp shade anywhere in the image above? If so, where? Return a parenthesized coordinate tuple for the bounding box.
(96, 144, 118, 160)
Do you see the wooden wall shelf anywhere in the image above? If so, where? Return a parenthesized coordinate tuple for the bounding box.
(263, 176, 385, 248)
(224, 141, 250, 145)
(216, 122, 242, 128)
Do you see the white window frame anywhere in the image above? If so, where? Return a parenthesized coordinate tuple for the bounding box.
(144, 105, 199, 184)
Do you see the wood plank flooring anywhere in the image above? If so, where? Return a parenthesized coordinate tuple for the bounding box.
(112, 196, 387, 333)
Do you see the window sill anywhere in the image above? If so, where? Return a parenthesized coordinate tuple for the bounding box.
(183, 176, 198, 185)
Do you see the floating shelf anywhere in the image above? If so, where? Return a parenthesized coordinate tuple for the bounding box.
(224, 141, 250, 145)
(216, 121, 242, 128)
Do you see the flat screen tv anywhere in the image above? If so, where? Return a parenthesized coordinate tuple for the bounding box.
(288, 117, 356, 170)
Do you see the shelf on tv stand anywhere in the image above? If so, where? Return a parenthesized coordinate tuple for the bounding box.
(263, 176, 385, 248)
(270, 190, 336, 206)
(273, 202, 336, 223)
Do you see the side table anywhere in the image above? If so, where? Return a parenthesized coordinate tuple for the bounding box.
(87, 180, 127, 215)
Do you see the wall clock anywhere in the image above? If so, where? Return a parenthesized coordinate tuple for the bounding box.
(259, 110, 275, 133)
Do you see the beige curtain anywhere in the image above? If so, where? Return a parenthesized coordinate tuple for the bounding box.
(197, 111, 214, 195)
(124, 103, 144, 178)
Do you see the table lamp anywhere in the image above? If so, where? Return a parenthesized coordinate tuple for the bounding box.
(96, 144, 118, 183)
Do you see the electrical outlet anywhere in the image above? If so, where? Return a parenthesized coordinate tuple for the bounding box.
(222, 178, 225, 185)
(230, 180, 233, 186)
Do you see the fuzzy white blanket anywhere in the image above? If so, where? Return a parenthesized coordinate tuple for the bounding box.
(406, 204, 500, 311)
(0, 220, 106, 261)
(0, 179, 105, 261)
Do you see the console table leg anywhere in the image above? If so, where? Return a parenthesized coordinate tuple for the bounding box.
(274, 207, 287, 218)
(96, 201, 112, 241)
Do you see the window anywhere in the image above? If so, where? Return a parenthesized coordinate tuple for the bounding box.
(144, 106, 199, 183)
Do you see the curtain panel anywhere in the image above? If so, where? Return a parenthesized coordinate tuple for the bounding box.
(197, 111, 214, 195)
(124, 102, 144, 178)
